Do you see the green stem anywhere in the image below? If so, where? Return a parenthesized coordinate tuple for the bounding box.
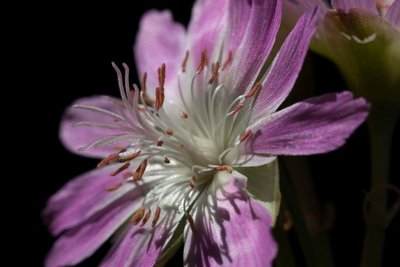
(280, 163, 335, 267)
(274, 205, 297, 267)
(361, 111, 396, 267)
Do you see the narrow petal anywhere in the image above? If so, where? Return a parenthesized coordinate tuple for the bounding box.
(251, 8, 318, 123)
(331, 0, 378, 14)
(187, 0, 228, 65)
(237, 160, 281, 225)
(385, 0, 400, 28)
(251, 92, 369, 155)
(229, 0, 281, 93)
(183, 171, 277, 267)
(134, 10, 186, 99)
(45, 197, 138, 267)
(60, 96, 130, 158)
(43, 161, 164, 235)
(100, 209, 183, 267)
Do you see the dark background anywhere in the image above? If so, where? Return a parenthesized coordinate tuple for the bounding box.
(24, 1, 399, 266)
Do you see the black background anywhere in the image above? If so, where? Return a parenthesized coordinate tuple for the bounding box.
(23, 1, 399, 266)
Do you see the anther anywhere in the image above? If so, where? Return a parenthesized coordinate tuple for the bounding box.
(133, 159, 147, 181)
(166, 128, 174, 136)
(97, 153, 119, 168)
(197, 50, 208, 73)
(208, 62, 220, 84)
(214, 165, 233, 173)
(228, 102, 245, 116)
(152, 207, 161, 227)
(180, 112, 189, 119)
(155, 87, 165, 111)
(141, 209, 151, 226)
(130, 208, 145, 225)
(106, 182, 122, 192)
(245, 82, 262, 99)
(141, 72, 155, 106)
(158, 63, 166, 89)
(222, 51, 233, 70)
(164, 157, 171, 164)
(186, 212, 196, 233)
(239, 130, 252, 143)
(181, 51, 189, 73)
(157, 140, 164, 146)
(111, 162, 130, 176)
(189, 176, 196, 188)
(118, 150, 141, 162)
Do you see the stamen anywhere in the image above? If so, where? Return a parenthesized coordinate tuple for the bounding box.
(118, 150, 141, 162)
(155, 87, 165, 111)
(208, 62, 220, 84)
(166, 128, 174, 136)
(239, 130, 252, 143)
(133, 159, 148, 181)
(130, 208, 145, 225)
(197, 49, 208, 73)
(106, 182, 122, 192)
(186, 212, 196, 233)
(141, 72, 155, 106)
(157, 140, 164, 146)
(152, 207, 161, 227)
(214, 165, 233, 173)
(180, 112, 189, 119)
(164, 157, 171, 164)
(189, 176, 196, 188)
(245, 82, 262, 99)
(111, 162, 130, 176)
(97, 153, 119, 168)
(141, 209, 151, 226)
(181, 51, 189, 73)
(227, 102, 245, 116)
(222, 51, 233, 70)
(158, 63, 166, 89)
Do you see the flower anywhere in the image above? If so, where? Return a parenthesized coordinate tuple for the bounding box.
(44, 0, 369, 266)
(284, 0, 400, 116)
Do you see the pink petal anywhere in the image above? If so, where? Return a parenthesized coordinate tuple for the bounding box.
(251, 8, 318, 122)
(100, 211, 183, 267)
(43, 164, 147, 235)
(45, 197, 138, 267)
(187, 0, 228, 66)
(183, 172, 277, 267)
(385, 0, 400, 28)
(134, 10, 186, 101)
(229, 0, 281, 94)
(331, 0, 378, 14)
(60, 96, 130, 158)
(251, 92, 369, 155)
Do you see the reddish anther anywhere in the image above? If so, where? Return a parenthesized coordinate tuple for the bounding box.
(186, 212, 196, 233)
(197, 50, 208, 73)
(130, 208, 145, 225)
(222, 51, 233, 70)
(141, 209, 151, 226)
(181, 51, 189, 73)
(214, 165, 233, 173)
(152, 207, 161, 227)
(133, 159, 148, 181)
(97, 153, 119, 168)
(239, 130, 252, 143)
(110, 162, 130, 176)
(228, 102, 245, 116)
(245, 83, 262, 99)
(208, 62, 220, 84)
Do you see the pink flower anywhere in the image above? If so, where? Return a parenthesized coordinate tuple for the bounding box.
(44, 0, 369, 266)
